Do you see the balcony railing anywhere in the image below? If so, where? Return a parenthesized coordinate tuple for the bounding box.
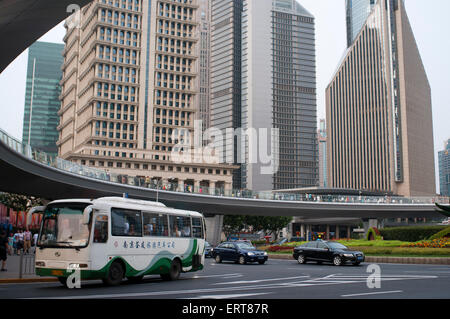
(1, 128, 448, 205)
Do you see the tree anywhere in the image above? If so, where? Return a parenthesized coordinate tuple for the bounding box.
(222, 215, 245, 239)
(0, 192, 45, 212)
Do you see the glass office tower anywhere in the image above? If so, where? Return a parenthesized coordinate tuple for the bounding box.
(439, 140, 450, 196)
(346, 0, 375, 47)
(22, 41, 64, 156)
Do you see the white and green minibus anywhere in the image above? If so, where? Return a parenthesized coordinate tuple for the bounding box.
(34, 197, 206, 286)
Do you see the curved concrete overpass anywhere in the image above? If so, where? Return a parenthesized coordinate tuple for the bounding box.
(0, 0, 91, 72)
(0, 140, 441, 219)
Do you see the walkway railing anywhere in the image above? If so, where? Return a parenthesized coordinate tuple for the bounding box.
(1, 128, 448, 205)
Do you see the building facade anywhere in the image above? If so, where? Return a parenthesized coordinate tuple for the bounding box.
(326, 0, 436, 196)
(439, 139, 450, 196)
(198, 0, 211, 135)
(345, 0, 376, 47)
(318, 119, 327, 188)
(241, 0, 318, 191)
(23, 41, 65, 156)
(210, 0, 244, 189)
(58, 0, 234, 193)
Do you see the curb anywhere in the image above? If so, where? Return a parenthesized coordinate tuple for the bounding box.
(0, 278, 58, 284)
(268, 254, 450, 265)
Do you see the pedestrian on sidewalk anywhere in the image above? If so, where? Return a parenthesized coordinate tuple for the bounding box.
(7, 233, 13, 256)
(0, 230, 8, 271)
(24, 228, 32, 254)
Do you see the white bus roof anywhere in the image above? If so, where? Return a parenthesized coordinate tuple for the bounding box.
(47, 197, 203, 218)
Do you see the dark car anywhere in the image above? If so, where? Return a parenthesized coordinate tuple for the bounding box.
(212, 241, 268, 265)
(293, 240, 365, 266)
(204, 242, 213, 258)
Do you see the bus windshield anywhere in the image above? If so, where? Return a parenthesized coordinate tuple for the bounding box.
(38, 203, 91, 248)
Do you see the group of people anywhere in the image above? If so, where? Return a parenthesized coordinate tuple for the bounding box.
(0, 228, 38, 272)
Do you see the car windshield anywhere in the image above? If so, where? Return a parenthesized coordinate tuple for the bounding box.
(38, 203, 91, 248)
(327, 242, 348, 250)
(236, 242, 255, 249)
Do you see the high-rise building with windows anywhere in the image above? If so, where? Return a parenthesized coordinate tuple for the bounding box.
(198, 0, 211, 135)
(241, 0, 318, 191)
(58, 0, 234, 192)
(318, 119, 327, 188)
(346, 0, 376, 47)
(210, 0, 244, 189)
(326, 0, 436, 196)
(22, 41, 64, 156)
(439, 139, 450, 196)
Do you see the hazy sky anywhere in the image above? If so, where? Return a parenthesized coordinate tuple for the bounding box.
(0, 0, 448, 192)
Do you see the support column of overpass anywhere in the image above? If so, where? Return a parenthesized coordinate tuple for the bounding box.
(204, 215, 224, 246)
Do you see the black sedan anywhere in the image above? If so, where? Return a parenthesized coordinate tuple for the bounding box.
(204, 242, 213, 258)
(212, 241, 268, 265)
(293, 240, 365, 266)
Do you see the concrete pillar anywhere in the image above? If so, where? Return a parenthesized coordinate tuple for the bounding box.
(336, 225, 340, 240)
(209, 181, 216, 195)
(326, 225, 330, 240)
(300, 224, 305, 238)
(178, 179, 185, 192)
(347, 226, 351, 239)
(194, 180, 200, 193)
(204, 215, 223, 246)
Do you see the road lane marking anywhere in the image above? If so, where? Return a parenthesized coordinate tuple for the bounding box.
(189, 273, 243, 279)
(341, 290, 403, 298)
(212, 275, 310, 285)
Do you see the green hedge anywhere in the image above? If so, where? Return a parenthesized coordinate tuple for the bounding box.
(379, 226, 447, 242)
(429, 226, 450, 240)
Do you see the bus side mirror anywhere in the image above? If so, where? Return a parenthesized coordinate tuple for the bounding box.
(26, 206, 46, 228)
(83, 206, 93, 225)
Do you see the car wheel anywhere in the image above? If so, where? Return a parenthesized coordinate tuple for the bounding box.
(102, 261, 124, 286)
(161, 259, 181, 281)
(297, 254, 306, 264)
(238, 256, 246, 265)
(215, 255, 222, 263)
(333, 256, 343, 266)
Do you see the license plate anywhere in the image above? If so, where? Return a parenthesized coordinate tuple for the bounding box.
(258, 256, 265, 260)
(51, 270, 64, 276)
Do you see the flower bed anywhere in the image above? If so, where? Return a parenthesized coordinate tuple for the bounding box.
(400, 238, 450, 249)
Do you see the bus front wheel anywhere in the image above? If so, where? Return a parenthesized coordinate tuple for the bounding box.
(103, 261, 125, 286)
(161, 259, 181, 281)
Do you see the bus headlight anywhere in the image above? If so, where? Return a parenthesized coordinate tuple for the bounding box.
(35, 261, 45, 267)
(69, 263, 88, 269)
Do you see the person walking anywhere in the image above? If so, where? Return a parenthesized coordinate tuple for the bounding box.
(0, 231, 8, 271)
(23, 228, 32, 254)
(7, 233, 13, 256)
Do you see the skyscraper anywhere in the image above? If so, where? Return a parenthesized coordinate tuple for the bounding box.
(318, 119, 327, 188)
(439, 139, 450, 196)
(198, 0, 211, 135)
(23, 41, 64, 156)
(326, 0, 436, 196)
(241, 0, 318, 191)
(210, 0, 244, 189)
(58, 0, 234, 192)
(346, 0, 376, 47)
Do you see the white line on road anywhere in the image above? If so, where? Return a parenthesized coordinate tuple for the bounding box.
(212, 275, 309, 285)
(186, 292, 272, 299)
(341, 290, 403, 298)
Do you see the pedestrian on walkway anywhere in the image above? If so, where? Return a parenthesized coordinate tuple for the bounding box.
(24, 228, 32, 254)
(0, 230, 8, 271)
(7, 233, 14, 256)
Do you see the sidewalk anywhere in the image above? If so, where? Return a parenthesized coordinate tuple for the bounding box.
(0, 251, 57, 284)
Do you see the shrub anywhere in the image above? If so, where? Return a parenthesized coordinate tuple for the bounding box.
(428, 226, 450, 240)
(379, 226, 447, 242)
(366, 227, 382, 241)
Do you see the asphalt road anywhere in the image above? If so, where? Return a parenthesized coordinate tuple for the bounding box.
(1, 258, 450, 299)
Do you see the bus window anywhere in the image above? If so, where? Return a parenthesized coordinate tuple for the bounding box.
(111, 208, 142, 237)
(143, 213, 168, 237)
(169, 216, 191, 238)
(192, 217, 203, 239)
(93, 215, 108, 243)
